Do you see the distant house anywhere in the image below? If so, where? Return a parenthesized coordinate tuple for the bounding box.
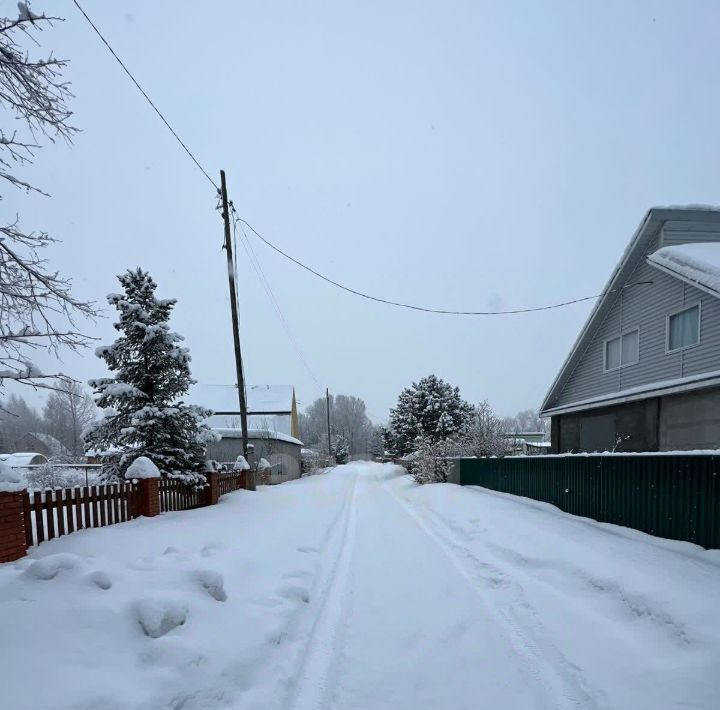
(18, 433, 70, 459)
(192, 384, 300, 439)
(541, 206, 720, 453)
(502, 432, 551, 456)
(206, 429, 303, 483)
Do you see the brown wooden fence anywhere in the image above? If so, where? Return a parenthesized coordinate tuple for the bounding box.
(219, 471, 246, 496)
(2, 469, 254, 560)
(23, 483, 138, 548)
(159, 478, 204, 513)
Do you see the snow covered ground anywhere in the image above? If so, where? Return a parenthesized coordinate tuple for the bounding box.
(1, 462, 719, 710)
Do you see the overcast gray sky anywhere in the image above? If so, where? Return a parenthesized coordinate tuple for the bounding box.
(10, 0, 720, 423)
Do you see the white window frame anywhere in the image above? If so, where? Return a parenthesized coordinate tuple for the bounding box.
(603, 327, 640, 372)
(666, 302, 702, 354)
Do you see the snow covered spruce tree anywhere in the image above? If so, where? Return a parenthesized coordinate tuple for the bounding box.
(84, 269, 217, 483)
(384, 375, 472, 457)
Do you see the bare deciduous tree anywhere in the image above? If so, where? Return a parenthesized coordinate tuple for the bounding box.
(43, 379, 97, 457)
(459, 400, 506, 458)
(0, 5, 96, 393)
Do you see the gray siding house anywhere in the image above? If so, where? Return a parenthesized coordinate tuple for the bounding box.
(540, 207, 720, 453)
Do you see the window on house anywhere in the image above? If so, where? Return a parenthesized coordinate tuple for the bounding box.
(667, 304, 700, 352)
(604, 329, 639, 371)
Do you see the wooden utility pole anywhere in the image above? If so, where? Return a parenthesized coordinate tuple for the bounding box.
(326, 387, 332, 459)
(220, 170, 249, 457)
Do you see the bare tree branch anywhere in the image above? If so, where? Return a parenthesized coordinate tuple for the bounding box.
(0, 5, 97, 391)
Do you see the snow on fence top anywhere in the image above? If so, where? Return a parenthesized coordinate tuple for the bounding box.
(233, 456, 250, 471)
(648, 242, 720, 295)
(125, 456, 161, 479)
(0, 462, 24, 492)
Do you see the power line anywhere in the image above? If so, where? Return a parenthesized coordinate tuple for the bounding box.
(71, 2, 652, 319)
(231, 206, 323, 388)
(239, 217, 653, 315)
(71, 0, 219, 192)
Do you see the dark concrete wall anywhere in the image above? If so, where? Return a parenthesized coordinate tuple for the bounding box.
(553, 398, 659, 453)
(552, 388, 720, 452)
(659, 387, 720, 450)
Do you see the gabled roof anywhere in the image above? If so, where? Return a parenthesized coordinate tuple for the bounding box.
(191, 384, 295, 414)
(540, 206, 720, 415)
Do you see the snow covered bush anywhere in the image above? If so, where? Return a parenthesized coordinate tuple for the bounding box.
(407, 400, 506, 484)
(384, 375, 472, 457)
(410, 438, 457, 484)
(84, 269, 219, 484)
(24, 462, 98, 491)
(334, 432, 350, 464)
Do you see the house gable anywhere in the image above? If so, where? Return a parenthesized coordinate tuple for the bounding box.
(541, 207, 720, 415)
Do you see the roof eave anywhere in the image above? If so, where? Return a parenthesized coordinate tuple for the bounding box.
(541, 370, 720, 417)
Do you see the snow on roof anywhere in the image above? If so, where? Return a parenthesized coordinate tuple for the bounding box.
(190, 384, 294, 414)
(648, 242, 720, 297)
(0, 452, 49, 467)
(211, 428, 303, 447)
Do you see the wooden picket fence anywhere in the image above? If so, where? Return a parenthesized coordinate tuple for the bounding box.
(17, 471, 252, 550)
(219, 471, 246, 496)
(159, 478, 204, 513)
(23, 483, 139, 548)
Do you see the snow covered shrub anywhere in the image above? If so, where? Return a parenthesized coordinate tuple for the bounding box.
(384, 375, 472, 457)
(334, 433, 350, 464)
(411, 438, 456, 484)
(85, 269, 219, 484)
(25, 463, 68, 490)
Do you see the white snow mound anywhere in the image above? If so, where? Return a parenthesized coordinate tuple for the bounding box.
(125, 456, 161, 480)
(192, 569, 227, 602)
(0, 462, 24, 492)
(233, 456, 250, 471)
(133, 598, 188, 638)
(24, 553, 83, 581)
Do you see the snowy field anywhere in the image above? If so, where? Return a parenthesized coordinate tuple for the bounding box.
(1, 462, 719, 710)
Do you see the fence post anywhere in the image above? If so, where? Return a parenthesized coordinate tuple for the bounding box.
(0, 490, 28, 562)
(244, 470, 257, 491)
(205, 471, 219, 506)
(136, 478, 160, 517)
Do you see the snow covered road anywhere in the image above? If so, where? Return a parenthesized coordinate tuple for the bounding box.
(1, 462, 719, 709)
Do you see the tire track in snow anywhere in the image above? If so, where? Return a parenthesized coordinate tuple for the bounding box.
(282, 472, 359, 710)
(381, 476, 609, 710)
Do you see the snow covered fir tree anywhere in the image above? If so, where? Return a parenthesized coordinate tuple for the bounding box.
(84, 269, 217, 483)
(384, 375, 473, 457)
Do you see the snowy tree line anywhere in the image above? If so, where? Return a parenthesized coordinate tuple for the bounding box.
(0, 381, 97, 459)
(298, 393, 382, 463)
(500, 408, 550, 437)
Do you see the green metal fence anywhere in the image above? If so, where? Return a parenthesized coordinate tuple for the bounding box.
(452, 455, 720, 549)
